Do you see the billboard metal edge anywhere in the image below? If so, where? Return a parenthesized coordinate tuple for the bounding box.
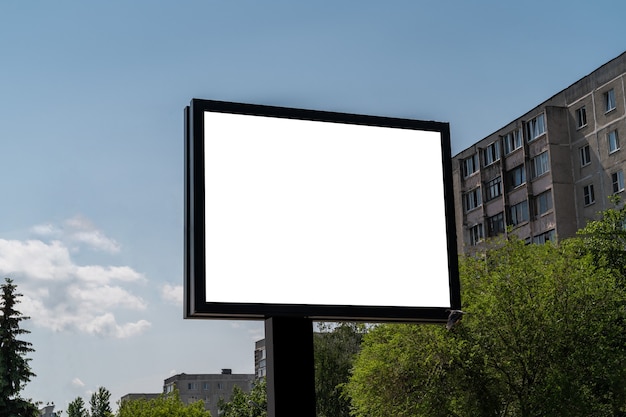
(184, 99, 461, 323)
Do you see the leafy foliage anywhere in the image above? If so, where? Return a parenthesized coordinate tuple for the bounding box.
(0, 277, 38, 417)
(218, 378, 266, 417)
(345, 235, 626, 417)
(67, 396, 88, 417)
(570, 196, 626, 281)
(217, 322, 362, 417)
(90, 386, 113, 417)
(314, 322, 363, 417)
(117, 390, 211, 417)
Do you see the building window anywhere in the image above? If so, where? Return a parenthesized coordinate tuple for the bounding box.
(188, 383, 198, 390)
(485, 176, 502, 201)
(612, 170, 624, 193)
(469, 224, 484, 246)
(507, 165, 526, 188)
(533, 229, 556, 244)
(461, 154, 479, 178)
(580, 145, 591, 166)
(531, 151, 550, 179)
(509, 200, 529, 226)
(583, 184, 595, 206)
(605, 88, 616, 112)
(534, 190, 553, 216)
(483, 141, 500, 166)
(526, 114, 546, 142)
(203, 383, 210, 390)
(576, 106, 587, 128)
(217, 383, 224, 390)
(503, 128, 523, 154)
(608, 130, 620, 153)
(463, 187, 482, 212)
(487, 212, 505, 237)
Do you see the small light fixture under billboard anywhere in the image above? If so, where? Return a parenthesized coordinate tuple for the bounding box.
(185, 99, 460, 322)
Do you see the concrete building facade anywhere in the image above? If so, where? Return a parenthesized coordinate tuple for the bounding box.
(39, 404, 57, 417)
(163, 370, 255, 417)
(453, 51, 626, 254)
(254, 338, 266, 379)
(119, 393, 161, 402)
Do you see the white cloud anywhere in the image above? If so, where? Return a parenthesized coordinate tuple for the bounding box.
(74, 265, 145, 285)
(65, 215, 121, 253)
(71, 378, 85, 388)
(161, 283, 183, 306)
(32, 215, 121, 253)
(0, 216, 151, 338)
(68, 284, 147, 311)
(80, 313, 151, 338)
(0, 239, 73, 280)
(31, 223, 61, 237)
(71, 230, 120, 253)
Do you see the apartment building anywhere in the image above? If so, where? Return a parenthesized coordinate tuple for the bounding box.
(453, 51, 626, 254)
(254, 338, 267, 379)
(163, 370, 255, 417)
(39, 404, 57, 417)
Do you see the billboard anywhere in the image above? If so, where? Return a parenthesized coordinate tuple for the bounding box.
(185, 99, 460, 322)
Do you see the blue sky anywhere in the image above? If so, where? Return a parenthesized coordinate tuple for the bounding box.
(1, 0, 625, 412)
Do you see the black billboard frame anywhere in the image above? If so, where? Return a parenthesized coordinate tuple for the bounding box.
(184, 98, 461, 323)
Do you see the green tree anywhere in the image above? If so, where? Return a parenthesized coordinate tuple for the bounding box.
(217, 323, 362, 417)
(116, 390, 211, 417)
(0, 277, 38, 417)
(346, 236, 626, 417)
(218, 378, 266, 417)
(345, 323, 458, 417)
(570, 196, 626, 280)
(90, 387, 113, 417)
(67, 396, 88, 417)
(314, 322, 363, 417)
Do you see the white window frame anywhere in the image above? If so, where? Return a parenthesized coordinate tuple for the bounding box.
(612, 170, 624, 194)
(533, 229, 555, 244)
(508, 165, 526, 188)
(531, 151, 550, 179)
(535, 190, 553, 217)
(509, 200, 529, 226)
(503, 128, 523, 154)
(462, 153, 479, 178)
(576, 106, 587, 128)
(485, 176, 502, 201)
(487, 212, 505, 237)
(526, 114, 546, 142)
(605, 88, 616, 113)
(579, 144, 591, 166)
(483, 141, 500, 166)
(469, 223, 484, 246)
(608, 130, 620, 153)
(463, 187, 482, 212)
(583, 184, 595, 206)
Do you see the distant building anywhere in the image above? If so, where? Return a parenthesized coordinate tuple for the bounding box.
(163, 369, 255, 417)
(39, 404, 57, 417)
(453, 51, 626, 253)
(254, 338, 266, 379)
(120, 369, 255, 417)
(119, 393, 161, 402)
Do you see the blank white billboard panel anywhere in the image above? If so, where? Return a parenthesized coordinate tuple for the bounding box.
(185, 100, 460, 322)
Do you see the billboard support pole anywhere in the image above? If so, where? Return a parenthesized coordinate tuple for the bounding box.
(265, 316, 316, 417)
